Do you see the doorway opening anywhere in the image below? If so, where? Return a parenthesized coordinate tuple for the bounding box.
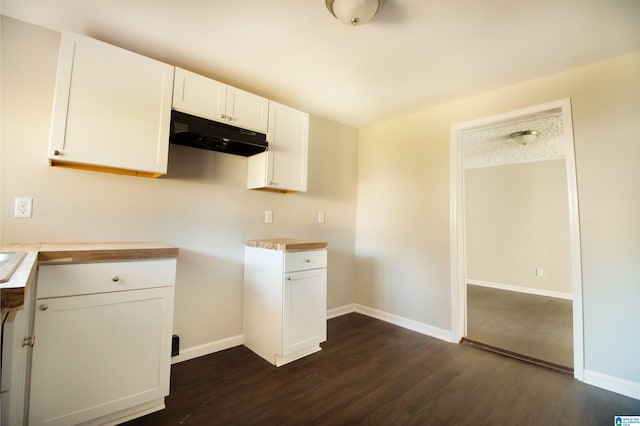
(450, 99, 584, 380)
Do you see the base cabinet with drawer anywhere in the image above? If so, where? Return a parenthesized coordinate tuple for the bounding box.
(29, 258, 176, 426)
(243, 243, 327, 366)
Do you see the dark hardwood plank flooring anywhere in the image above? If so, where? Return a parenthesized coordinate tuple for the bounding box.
(124, 313, 639, 425)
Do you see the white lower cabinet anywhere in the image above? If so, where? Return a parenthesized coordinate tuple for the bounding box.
(0, 290, 34, 426)
(29, 259, 176, 426)
(282, 268, 327, 357)
(243, 246, 326, 366)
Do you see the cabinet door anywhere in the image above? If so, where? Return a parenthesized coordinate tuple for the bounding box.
(282, 268, 327, 356)
(0, 296, 34, 426)
(225, 86, 269, 133)
(29, 287, 174, 426)
(48, 30, 173, 176)
(268, 102, 309, 192)
(173, 67, 227, 123)
(247, 101, 309, 192)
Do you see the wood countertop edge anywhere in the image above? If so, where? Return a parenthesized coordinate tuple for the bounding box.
(38, 247, 179, 263)
(245, 239, 329, 251)
(1, 243, 179, 312)
(0, 261, 37, 312)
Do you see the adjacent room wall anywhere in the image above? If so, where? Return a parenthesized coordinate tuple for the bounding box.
(0, 17, 359, 355)
(465, 159, 572, 297)
(356, 51, 640, 388)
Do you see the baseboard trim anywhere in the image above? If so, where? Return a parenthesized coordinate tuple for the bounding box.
(584, 369, 640, 400)
(354, 304, 454, 343)
(467, 279, 573, 300)
(171, 305, 359, 364)
(171, 335, 243, 364)
(327, 304, 356, 319)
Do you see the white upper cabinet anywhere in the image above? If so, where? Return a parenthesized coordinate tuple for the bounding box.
(172, 67, 226, 123)
(173, 67, 269, 133)
(48, 30, 174, 178)
(247, 101, 309, 192)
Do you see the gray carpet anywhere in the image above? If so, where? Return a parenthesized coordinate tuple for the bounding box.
(466, 284, 573, 368)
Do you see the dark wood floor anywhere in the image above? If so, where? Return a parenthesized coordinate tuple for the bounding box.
(466, 284, 573, 368)
(124, 313, 639, 426)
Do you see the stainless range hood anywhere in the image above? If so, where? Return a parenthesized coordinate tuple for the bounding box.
(170, 110, 268, 157)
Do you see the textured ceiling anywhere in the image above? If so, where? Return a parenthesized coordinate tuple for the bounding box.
(2, 0, 639, 128)
(463, 113, 565, 169)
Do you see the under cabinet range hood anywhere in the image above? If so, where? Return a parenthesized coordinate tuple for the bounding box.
(170, 110, 268, 156)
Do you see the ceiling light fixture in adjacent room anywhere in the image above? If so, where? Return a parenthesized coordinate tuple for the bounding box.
(325, 0, 385, 26)
(509, 130, 541, 145)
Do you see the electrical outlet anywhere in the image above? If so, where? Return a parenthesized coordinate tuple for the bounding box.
(264, 210, 273, 224)
(318, 211, 325, 224)
(14, 197, 33, 218)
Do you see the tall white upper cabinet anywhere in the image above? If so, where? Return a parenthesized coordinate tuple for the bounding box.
(247, 101, 309, 192)
(173, 67, 269, 133)
(48, 30, 174, 178)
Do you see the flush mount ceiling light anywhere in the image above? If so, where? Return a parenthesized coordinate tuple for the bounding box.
(325, 0, 385, 26)
(510, 129, 541, 145)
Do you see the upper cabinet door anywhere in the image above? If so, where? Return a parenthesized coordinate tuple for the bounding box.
(48, 30, 174, 177)
(266, 101, 309, 192)
(247, 101, 309, 192)
(172, 67, 226, 122)
(173, 68, 268, 134)
(225, 86, 269, 133)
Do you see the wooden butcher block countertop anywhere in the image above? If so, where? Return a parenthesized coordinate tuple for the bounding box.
(245, 238, 328, 251)
(1, 242, 178, 312)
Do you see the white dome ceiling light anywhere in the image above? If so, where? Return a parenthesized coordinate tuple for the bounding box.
(510, 130, 541, 145)
(325, 0, 385, 26)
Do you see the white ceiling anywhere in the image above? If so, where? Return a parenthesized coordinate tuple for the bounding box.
(2, 0, 639, 128)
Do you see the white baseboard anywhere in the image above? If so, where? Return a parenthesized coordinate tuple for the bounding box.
(327, 304, 356, 319)
(171, 305, 359, 364)
(584, 369, 640, 400)
(354, 304, 454, 343)
(467, 279, 573, 300)
(171, 304, 451, 365)
(171, 334, 243, 364)
(169, 308, 639, 402)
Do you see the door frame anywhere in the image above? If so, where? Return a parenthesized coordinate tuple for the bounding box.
(449, 98, 584, 380)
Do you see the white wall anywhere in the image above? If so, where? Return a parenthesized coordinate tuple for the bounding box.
(0, 17, 359, 352)
(3, 14, 639, 397)
(356, 52, 640, 387)
(465, 159, 572, 295)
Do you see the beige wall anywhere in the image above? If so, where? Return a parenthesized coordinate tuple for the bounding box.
(3, 15, 639, 388)
(0, 17, 359, 351)
(356, 52, 640, 383)
(465, 160, 572, 295)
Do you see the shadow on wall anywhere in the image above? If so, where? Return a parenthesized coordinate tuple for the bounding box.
(172, 249, 244, 345)
(355, 256, 383, 307)
(166, 143, 233, 182)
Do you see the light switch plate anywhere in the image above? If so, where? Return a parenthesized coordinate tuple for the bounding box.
(264, 210, 273, 224)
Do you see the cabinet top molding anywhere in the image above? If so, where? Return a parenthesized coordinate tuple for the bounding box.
(245, 238, 328, 251)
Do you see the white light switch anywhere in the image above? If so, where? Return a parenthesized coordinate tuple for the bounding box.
(318, 211, 325, 224)
(536, 268, 544, 277)
(264, 210, 273, 224)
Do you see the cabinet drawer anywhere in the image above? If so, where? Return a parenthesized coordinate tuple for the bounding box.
(284, 250, 327, 272)
(37, 259, 177, 298)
